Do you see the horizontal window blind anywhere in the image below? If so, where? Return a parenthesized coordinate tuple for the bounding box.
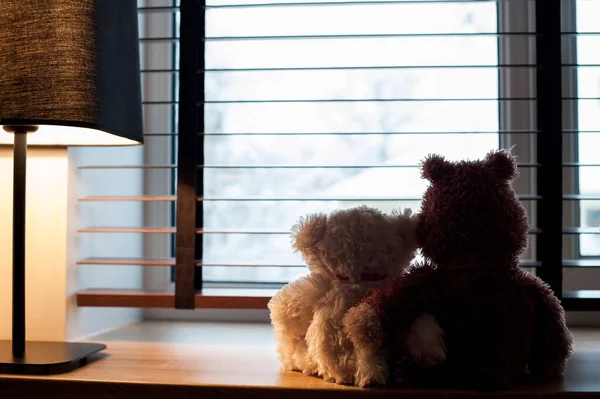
(76, 0, 187, 308)
(560, 0, 600, 311)
(197, 0, 524, 296)
(75, 0, 600, 312)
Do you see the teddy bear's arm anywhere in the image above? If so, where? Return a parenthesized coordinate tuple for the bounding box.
(344, 263, 436, 349)
(268, 275, 330, 371)
(343, 263, 437, 387)
(519, 273, 573, 378)
(366, 262, 436, 329)
(269, 275, 329, 338)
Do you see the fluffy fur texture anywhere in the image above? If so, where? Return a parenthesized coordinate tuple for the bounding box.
(342, 302, 444, 387)
(269, 205, 428, 385)
(344, 150, 573, 390)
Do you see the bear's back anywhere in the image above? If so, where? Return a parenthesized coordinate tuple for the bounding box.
(432, 266, 536, 372)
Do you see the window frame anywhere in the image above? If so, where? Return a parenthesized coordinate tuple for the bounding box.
(142, 0, 584, 321)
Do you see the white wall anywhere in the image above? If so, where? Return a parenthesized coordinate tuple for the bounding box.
(66, 146, 145, 341)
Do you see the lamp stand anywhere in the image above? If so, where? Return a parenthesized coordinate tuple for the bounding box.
(0, 125, 106, 375)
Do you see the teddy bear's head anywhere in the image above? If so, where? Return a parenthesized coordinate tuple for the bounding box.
(417, 149, 529, 268)
(291, 205, 418, 282)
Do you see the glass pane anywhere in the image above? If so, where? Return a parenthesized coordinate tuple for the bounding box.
(203, 0, 499, 284)
(576, 0, 600, 256)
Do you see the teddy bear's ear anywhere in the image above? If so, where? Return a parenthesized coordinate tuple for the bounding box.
(390, 208, 419, 251)
(421, 154, 455, 182)
(290, 213, 327, 254)
(484, 149, 518, 181)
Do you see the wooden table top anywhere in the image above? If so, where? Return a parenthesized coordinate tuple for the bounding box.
(0, 340, 599, 399)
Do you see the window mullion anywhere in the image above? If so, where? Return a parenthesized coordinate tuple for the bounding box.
(175, 0, 203, 308)
(534, 0, 565, 298)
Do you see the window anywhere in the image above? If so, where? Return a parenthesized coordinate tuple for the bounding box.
(76, 0, 600, 314)
(576, 0, 600, 257)
(199, 0, 500, 288)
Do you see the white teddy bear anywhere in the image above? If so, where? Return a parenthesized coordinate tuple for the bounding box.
(269, 206, 445, 385)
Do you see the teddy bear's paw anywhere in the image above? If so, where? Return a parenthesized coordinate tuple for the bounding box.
(282, 364, 301, 372)
(281, 360, 302, 372)
(406, 313, 446, 368)
(278, 353, 300, 372)
(301, 362, 319, 376)
(334, 377, 353, 386)
(329, 370, 355, 386)
(322, 372, 336, 383)
(412, 343, 446, 368)
(293, 350, 318, 375)
(354, 361, 389, 387)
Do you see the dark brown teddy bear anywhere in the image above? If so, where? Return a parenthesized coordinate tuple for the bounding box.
(343, 150, 573, 390)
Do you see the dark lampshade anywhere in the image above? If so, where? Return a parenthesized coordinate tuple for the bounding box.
(0, 0, 143, 146)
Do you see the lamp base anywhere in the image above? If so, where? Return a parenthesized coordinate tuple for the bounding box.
(0, 341, 106, 375)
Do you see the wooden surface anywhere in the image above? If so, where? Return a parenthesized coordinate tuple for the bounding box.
(76, 288, 275, 308)
(0, 323, 599, 398)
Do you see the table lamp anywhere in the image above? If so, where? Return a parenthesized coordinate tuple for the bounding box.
(0, 0, 143, 374)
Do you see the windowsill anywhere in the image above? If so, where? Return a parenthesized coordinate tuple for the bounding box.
(0, 322, 600, 398)
(76, 288, 276, 309)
